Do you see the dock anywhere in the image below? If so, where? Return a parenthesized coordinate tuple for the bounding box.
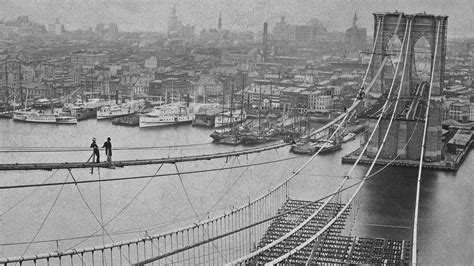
(341, 145, 472, 172)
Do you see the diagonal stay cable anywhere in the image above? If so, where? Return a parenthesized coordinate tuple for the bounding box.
(0, 169, 60, 217)
(18, 171, 69, 259)
(203, 153, 261, 219)
(65, 164, 164, 251)
(67, 169, 131, 264)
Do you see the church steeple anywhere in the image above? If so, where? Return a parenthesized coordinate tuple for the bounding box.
(353, 12, 358, 28)
(218, 12, 222, 30)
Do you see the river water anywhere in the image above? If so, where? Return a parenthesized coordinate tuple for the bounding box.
(0, 118, 472, 264)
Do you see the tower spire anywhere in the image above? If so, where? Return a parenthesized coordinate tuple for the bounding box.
(218, 11, 222, 30)
(353, 12, 358, 28)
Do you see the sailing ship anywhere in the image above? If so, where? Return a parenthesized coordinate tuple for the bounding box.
(214, 109, 246, 128)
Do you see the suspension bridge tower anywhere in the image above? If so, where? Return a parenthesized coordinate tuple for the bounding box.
(362, 12, 448, 162)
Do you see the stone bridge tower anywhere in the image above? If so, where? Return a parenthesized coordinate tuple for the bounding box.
(363, 12, 448, 162)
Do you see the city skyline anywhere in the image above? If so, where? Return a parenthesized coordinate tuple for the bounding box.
(0, 0, 473, 37)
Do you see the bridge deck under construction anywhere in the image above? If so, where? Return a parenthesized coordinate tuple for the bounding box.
(253, 199, 410, 264)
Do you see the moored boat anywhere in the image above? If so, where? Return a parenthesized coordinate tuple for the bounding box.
(12, 111, 77, 124)
(139, 103, 195, 128)
(97, 101, 143, 120)
(291, 139, 341, 155)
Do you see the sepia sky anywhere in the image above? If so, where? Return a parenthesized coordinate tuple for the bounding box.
(0, 0, 473, 37)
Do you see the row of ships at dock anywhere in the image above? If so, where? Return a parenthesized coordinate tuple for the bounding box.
(2, 97, 364, 152)
(2, 98, 247, 129)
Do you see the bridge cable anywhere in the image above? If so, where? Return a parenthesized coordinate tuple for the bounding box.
(228, 16, 408, 265)
(412, 19, 441, 266)
(233, 15, 407, 265)
(302, 18, 413, 265)
(226, 16, 402, 263)
(271, 18, 412, 265)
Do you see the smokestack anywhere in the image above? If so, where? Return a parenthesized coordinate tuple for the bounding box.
(263, 22, 268, 63)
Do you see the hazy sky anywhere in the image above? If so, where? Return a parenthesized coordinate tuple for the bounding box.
(1, 0, 473, 37)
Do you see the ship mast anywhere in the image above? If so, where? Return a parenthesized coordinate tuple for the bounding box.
(258, 84, 262, 134)
(90, 67, 93, 100)
(230, 78, 233, 121)
(19, 61, 23, 109)
(240, 72, 245, 123)
(4, 56, 8, 107)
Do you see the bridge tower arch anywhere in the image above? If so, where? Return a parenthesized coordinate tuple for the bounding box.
(370, 12, 448, 98)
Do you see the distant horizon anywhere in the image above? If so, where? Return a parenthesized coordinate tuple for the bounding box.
(0, 0, 472, 38)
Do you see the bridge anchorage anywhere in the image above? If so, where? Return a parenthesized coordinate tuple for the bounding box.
(0, 11, 453, 266)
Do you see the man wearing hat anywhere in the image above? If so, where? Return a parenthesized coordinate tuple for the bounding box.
(90, 137, 100, 163)
(102, 137, 112, 163)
